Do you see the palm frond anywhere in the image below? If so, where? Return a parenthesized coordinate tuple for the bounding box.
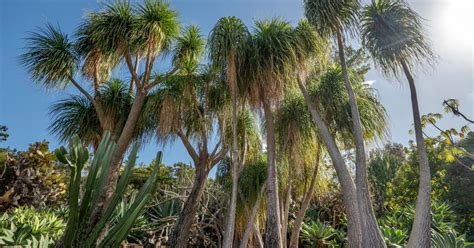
(20, 23, 79, 88)
(135, 0, 179, 55)
(304, 0, 360, 37)
(172, 25, 205, 68)
(361, 0, 434, 77)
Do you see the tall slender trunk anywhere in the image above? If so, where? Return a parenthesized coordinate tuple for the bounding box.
(169, 164, 211, 248)
(262, 99, 282, 248)
(223, 59, 239, 248)
(240, 184, 266, 248)
(403, 61, 432, 248)
(281, 167, 292, 247)
(336, 31, 386, 248)
(297, 77, 362, 248)
(289, 146, 321, 248)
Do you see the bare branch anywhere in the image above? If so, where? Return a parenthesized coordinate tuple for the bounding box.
(177, 128, 199, 164)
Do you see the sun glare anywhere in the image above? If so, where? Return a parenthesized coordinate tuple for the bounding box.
(437, 0, 474, 49)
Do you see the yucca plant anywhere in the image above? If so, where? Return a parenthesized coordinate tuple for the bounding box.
(55, 131, 163, 247)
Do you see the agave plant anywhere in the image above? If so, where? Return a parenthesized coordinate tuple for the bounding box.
(300, 218, 344, 248)
(431, 230, 473, 248)
(55, 131, 163, 247)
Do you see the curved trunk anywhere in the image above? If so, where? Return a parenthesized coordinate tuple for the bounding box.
(289, 146, 321, 248)
(336, 31, 386, 248)
(262, 99, 283, 248)
(297, 77, 362, 248)
(223, 58, 239, 248)
(240, 184, 266, 248)
(168, 164, 210, 248)
(403, 61, 432, 248)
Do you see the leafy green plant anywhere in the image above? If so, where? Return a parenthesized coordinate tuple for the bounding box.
(432, 230, 474, 248)
(0, 142, 67, 211)
(380, 226, 406, 247)
(0, 207, 64, 247)
(55, 132, 163, 247)
(300, 218, 344, 247)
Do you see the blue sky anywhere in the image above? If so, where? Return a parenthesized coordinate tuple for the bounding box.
(1, 0, 473, 166)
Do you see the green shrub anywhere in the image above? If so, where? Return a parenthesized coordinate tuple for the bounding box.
(0, 207, 65, 246)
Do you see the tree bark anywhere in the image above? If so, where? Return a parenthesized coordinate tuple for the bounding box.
(223, 57, 239, 248)
(297, 76, 362, 248)
(289, 146, 321, 248)
(336, 30, 386, 248)
(252, 225, 264, 248)
(262, 99, 283, 248)
(169, 164, 211, 248)
(281, 167, 292, 248)
(403, 60, 432, 248)
(101, 90, 147, 207)
(240, 184, 266, 248)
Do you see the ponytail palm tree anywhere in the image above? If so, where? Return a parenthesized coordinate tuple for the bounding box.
(241, 19, 297, 247)
(361, 0, 435, 246)
(304, 0, 387, 246)
(279, 68, 388, 247)
(275, 90, 319, 248)
(141, 26, 231, 247)
(208, 17, 250, 247)
(21, 0, 184, 227)
(49, 79, 133, 150)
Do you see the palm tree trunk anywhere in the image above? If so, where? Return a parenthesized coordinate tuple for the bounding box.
(169, 164, 211, 248)
(289, 146, 321, 248)
(297, 76, 362, 248)
(336, 30, 386, 248)
(87, 89, 147, 238)
(262, 98, 283, 248)
(281, 167, 292, 247)
(402, 60, 432, 248)
(253, 225, 264, 248)
(240, 184, 266, 248)
(223, 60, 240, 248)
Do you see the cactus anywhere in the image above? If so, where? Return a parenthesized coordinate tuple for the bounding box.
(55, 132, 163, 247)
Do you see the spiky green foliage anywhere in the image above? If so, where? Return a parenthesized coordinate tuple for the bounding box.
(304, 0, 360, 37)
(293, 19, 330, 73)
(309, 66, 388, 145)
(135, 0, 179, 54)
(208, 16, 249, 66)
(242, 18, 297, 105)
(0, 207, 65, 245)
(49, 79, 133, 148)
(81, 1, 137, 56)
(275, 90, 316, 164)
(20, 24, 78, 88)
(361, 0, 434, 77)
(172, 25, 205, 67)
(208, 16, 249, 92)
(142, 64, 228, 145)
(56, 132, 163, 247)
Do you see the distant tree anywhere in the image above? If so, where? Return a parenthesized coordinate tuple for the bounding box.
(0, 125, 8, 142)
